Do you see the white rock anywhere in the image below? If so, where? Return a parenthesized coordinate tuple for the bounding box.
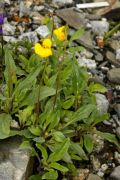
(19, 1, 30, 17)
(110, 166, 120, 180)
(3, 23, 16, 35)
(33, 5, 44, 11)
(3, 36, 17, 42)
(116, 49, 120, 60)
(35, 25, 50, 38)
(90, 18, 109, 36)
(19, 31, 38, 43)
(95, 93, 109, 114)
(101, 164, 108, 172)
(0, 136, 33, 180)
(52, 0, 73, 6)
(78, 57, 96, 70)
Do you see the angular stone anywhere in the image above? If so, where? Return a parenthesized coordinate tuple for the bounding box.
(87, 173, 102, 180)
(107, 68, 120, 84)
(116, 127, 120, 140)
(56, 8, 86, 29)
(95, 93, 109, 114)
(52, 0, 73, 7)
(0, 136, 33, 180)
(110, 166, 120, 180)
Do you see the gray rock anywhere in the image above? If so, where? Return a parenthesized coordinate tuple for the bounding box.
(56, 8, 86, 29)
(116, 49, 120, 62)
(110, 166, 120, 180)
(107, 68, 120, 84)
(106, 51, 120, 68)
(116, 127, 120, 140)
(35, 25, 50, 38)
(19, 31, 38, 43)
(0, 136, 33, 180)
(52, 0, 73, 7)
(95, 52, 104, 62)
(114, 104, 120, 118)
(3, 23, 16, 35)
(90, 18, 109, 36)
(95, 93, 109, 114)
(87, 173, 102, 180)
(19, 1, 30, 17)
(78, 57, 96, 70)
(109, 39, 120, 51)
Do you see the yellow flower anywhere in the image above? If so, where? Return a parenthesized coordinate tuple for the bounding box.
(34, 38, 52, 58)
(42, 38, 52, 48)
(53, 26, 67, 41)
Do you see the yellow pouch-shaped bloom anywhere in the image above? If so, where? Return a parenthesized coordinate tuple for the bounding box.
(34, 43, 52, 58)
(42, 38, 52, 48)
(54, 26, 66, 41)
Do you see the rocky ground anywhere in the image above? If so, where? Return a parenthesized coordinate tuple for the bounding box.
(1, 0, 120, 179)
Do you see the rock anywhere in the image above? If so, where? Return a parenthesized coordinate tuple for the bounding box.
(35, 25, 50, 38)
(106, 51, 120, 68)
(0, 136, 33, 180)
(3, 23, 16, 35)
(31, 12, 44, 24)
(114, 151, 120, 164)
(19, 31, 38, 43)
(116, 49, 120, 62)
(52, 0, 73, 7)
(87, 173, 102, 180)
(33, 5, 44, 12)
(95, 52, 104, 62)
(78, 58, 96, 70)
(93, 133, 104, 153)
(73, 169, 89, 180)
(19, 1, 30, 17)
(109, 39, 120, 51)
(90, 18, 109, 36)
(107, 68, 120, 84)
(95, 93, 109, 114)
(114, 104, 120, 118)
(101, 163, 108, 172)
(116, 127, 120, 140)
(110, 166, 120, 180)
(90, 155, 101, 171)
(56, 8, 86, 29)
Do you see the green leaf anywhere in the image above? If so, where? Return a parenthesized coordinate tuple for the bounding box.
(0, 113, 12, 139)
(28, 126, 41, 136)
(62, 97, 75, 109)
(64, 104, 96, 127)
(93, 113, 110, 126)
(14, 67, 40, 96)
(69, 46, 84, 53)
(47, 111, 60, 132)
(4, 49, 17, 97)
(88, 83, 107, 93)
(71, 142, 88, 160)
(99, 132, 120, 148)
(52, 131, 65, 142)
(36, 143, 48, 162)
(62, 152, 72, 163)
(19, 140, 32, 150)
(33, 137, 45, 143)
(20, 86, 56, 107)
(48, 138, 70, 162)
(42, 170, 58, 180)
(84, 134, 93, 154)
(29, 174, 42, 180)
(70, 28, 84, 42)
(49, 162, 69, 173)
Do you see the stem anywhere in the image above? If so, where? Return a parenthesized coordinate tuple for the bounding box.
(35, 59, 48, 124)
(105, 22, 120, 39)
